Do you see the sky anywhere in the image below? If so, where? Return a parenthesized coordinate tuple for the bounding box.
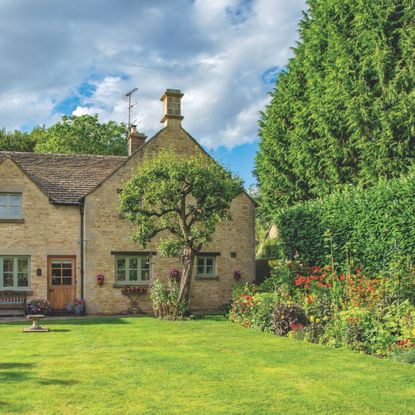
(0, 0, 306, 187)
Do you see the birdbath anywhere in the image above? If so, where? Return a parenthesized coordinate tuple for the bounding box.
(23, 314, 49, 332)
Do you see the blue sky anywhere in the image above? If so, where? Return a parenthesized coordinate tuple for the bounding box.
(0, 0, 306, 188)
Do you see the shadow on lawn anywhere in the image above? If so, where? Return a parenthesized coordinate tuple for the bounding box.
(0, 362, 78, 386)
(2, 317, 131, 326)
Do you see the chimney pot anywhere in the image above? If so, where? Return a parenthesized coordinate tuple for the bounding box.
(160, 89, 183, 128)
(128, 125, 146, 156)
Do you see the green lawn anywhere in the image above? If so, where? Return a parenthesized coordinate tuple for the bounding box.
(0, 316, 414, 415)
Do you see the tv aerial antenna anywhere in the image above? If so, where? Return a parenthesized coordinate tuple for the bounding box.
(124, 88, 138, 131)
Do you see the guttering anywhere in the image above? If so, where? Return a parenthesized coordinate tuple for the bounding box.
(79, 199, 85, 299)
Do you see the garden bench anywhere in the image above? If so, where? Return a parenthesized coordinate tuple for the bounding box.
(0, 291, 27, 317)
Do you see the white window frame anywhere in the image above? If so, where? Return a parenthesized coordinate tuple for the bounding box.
(196, 256, 216, 278)
(0, 193, 22, 219)
(0, 256, 30, 290)
(115, 255, 151, 285)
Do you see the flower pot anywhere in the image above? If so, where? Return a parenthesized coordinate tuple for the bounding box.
(74, 305, 85, 316)
(66, 303, 74, 313)
(97, 279, 104, 286)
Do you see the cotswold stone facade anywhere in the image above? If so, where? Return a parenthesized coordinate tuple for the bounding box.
(0, 89, 255, 314)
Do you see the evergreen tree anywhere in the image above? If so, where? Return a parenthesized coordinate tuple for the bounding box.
(255, 0, 415, 214)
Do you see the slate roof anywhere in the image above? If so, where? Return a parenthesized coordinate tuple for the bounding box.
(0, 151, 127, 204)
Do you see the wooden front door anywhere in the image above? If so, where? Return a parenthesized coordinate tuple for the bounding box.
(47, 256, 76, 310)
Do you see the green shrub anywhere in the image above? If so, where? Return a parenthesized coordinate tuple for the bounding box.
(228, 285, 276, 332)
(275, 175, 415, 273)
(391, 348, 415, 364)
(272, 303, 308, 336)
(249, 293, 276, 332)
(150, 278, 186, 319)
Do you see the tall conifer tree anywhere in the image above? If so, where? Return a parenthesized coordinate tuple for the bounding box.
(255, 0, 415, 213)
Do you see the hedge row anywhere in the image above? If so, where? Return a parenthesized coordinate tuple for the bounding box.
(275, 175, 415, 273)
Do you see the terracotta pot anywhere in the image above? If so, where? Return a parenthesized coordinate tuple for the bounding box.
(97, 279, 104, 286)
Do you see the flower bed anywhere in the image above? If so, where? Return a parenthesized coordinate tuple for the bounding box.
(228, 261, 415, 363)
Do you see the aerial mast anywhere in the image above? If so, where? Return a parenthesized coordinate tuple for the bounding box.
(124, 88, 138, 131)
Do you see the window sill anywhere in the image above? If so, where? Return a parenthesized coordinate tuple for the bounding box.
(0, 289, 32, 294)
(0, 219, 24, 224)
(195, 276, 219, 280)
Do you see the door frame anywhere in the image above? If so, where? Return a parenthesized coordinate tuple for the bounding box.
(47, 255, 77, 310)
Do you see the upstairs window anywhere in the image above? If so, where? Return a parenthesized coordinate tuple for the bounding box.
(0, 256, 30, 290)
(115, 256, 151, 285)
(0, 193, 22, 219)
(196, 256, 216, 278)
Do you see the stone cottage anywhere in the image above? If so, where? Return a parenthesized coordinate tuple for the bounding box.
(0, 89, 255, 314)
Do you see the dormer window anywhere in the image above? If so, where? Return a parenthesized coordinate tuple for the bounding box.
(0, 193, 22, 219)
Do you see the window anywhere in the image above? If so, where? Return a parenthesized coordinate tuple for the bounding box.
(196, 256, 216, 278)
(115, 256, 150, 285)
(0, 256, 30, 290)
(0, 193, 22, 219)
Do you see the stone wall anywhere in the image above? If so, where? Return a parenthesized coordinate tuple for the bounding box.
(84, 123, 255, 314)
(0, 158, 81, 302)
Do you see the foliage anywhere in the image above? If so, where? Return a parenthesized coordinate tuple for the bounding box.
(150, 277, 186, 319)
(26, 299, 52, 315)
(120, 150, 243, 310)
(256, 0, 415, 212)
(259, 260, 296, 294)
(272, 302, 308, 337)
(274, 175, 415, 273)
(228, 284, 276, 332)
(233, 259, 415, 362)
(0, 126, 44, 152)
(390, 339, 415, 364)
(34, 114, 128, 155)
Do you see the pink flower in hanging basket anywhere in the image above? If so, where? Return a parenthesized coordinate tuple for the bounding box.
(96, 273, 105, 282)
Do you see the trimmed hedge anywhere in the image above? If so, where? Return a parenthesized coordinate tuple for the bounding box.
(275, 175, 415, 273)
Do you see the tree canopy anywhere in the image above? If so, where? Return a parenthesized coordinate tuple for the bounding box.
(34, 115, 128, 155)
(119, 150, 244, 308)
(255, 0, 415, 214)
(0, 115, 127, 156)
(0, 127, 43, 152)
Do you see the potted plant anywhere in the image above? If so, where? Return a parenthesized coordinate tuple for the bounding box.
(96, 273, 105, 286)
(73, 298, 86, 316)
(26, 299, 52, 316)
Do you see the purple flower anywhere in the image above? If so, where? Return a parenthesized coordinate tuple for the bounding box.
(233, 270, 242, 281)
(169, 268, 181, 282)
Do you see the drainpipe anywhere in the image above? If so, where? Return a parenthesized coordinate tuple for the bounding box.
(80, 200, 85, 299)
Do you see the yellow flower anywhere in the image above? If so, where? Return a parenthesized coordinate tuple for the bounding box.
(412, 328, 415, 337)
(316, 318, 320, 323)
(309, 315, 315, 322)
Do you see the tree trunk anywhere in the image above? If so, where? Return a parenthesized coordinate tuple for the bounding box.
(178, 248, 195, 307)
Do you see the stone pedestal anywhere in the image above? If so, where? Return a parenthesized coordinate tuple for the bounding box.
(23, 314, 49, 332)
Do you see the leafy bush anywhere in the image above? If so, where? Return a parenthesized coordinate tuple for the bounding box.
(249, 293, 276, 332)
(272, 303, 307, 336)
(390, 339, 415, 364)
(260, 260, 296, 294)
(275, 175, 415, 274)
(228, 284, 276, 332)
(150, 278, 186, 319)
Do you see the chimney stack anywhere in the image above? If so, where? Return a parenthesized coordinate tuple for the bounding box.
(160, 89, 183, 128)
(128, 125, 147, 156)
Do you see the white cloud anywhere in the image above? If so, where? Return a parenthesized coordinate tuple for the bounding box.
(0, 0, 306, 148)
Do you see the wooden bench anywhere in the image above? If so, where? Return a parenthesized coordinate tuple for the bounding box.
(0, 291, 27, 317)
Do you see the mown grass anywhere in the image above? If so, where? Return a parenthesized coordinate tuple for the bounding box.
(0, 316, 414, 414)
